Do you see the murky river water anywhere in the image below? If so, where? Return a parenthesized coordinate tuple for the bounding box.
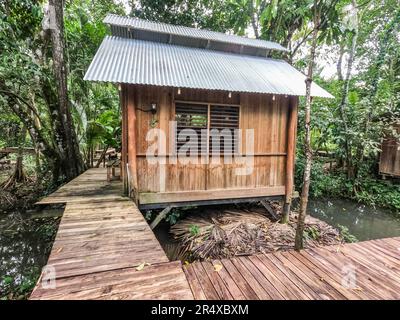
(308, 198, 400, 241)
(0, 212, 60, 299)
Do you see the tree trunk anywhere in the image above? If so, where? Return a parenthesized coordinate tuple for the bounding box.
(48, 0, 84, 180)
(338, 4, 358, 179)
(1, 133, 29, 189)
(294, 0, 320, 251)
(249, 0, 260, 39)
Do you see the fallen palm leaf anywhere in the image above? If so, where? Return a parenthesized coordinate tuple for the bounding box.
(170, 203, 342, 261)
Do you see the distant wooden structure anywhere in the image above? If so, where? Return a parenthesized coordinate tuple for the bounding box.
(379, 123, 400, 178)
(106, 158, 121, 181)
(84, 14, 332, 213)
(0, 147, 35, 159)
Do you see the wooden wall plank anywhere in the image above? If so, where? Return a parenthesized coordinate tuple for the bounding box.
(128, 85, 290, 196)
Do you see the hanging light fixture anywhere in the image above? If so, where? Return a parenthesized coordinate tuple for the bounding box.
(272, 94, 276, 101)
(177, 88, 181, 95)
(150, 103, 157, 114)
(228, 92, 232, 98)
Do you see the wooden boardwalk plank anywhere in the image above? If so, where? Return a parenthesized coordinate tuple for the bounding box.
(201, 261, 234, 300)
(30, 168, 193, 300)
(218, 259, 259, 300)
(262, 252, 322, 299)
(31, 262, 192, 300)
(273, 251, 336, 300)
(287, 251, 362, 300)
(182, 238, 400, 300)
(307, 247, 391, 299)
(183, 265, 207, 300)
(211, 259, 247, 300)
(229, 257, 273, 300)
(238, 256, 284, 300)
(253, 254, 310, 300)
(323, 245, 400, 298)
(190, 262, 220, 300)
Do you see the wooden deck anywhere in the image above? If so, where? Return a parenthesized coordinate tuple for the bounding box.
(30, 168, 400, 300)
(183, 237, 400, 300)
(36, 168, 124, 204)
(30, 168, 193, 300)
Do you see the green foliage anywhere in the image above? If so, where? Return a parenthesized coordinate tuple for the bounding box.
(304, 225, 320, 240)
(144, 210, 153, 221)
(130, 0, 232, 32)
(337, 224, 358, 243)
(0, 268, 38, 300)
(164, 207, 194, 225)
(295, 156, 400, 213)
(189, 224, 200, 236)
(354, 177, 400, 213)
(165, 209, 183, 225)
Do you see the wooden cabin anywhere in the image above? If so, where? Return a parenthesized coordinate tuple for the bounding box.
(379, 122, 400, 178)
(84, 14, 332, 212)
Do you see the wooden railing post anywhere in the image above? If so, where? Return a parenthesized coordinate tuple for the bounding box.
(281, 96, 298, 223)
(120, 85, 128, 194)
(127, 85, 138, 203)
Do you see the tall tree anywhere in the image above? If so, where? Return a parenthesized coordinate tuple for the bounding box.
(295, 0, 339, 250)
(337, 0, 359, 179)
(295, 0, 320, 250)
(47, 0, 84, 180)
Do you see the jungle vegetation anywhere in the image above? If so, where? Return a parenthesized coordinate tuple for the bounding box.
(0, 0, 399, 215)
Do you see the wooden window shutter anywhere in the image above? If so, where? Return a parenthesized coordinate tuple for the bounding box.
(209, 105, 240, 155)
(175, 103, 208, 154)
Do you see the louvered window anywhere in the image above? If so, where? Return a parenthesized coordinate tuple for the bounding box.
(175, 103, 240, 155)
(175, 103, 208, 154)
(209, 105, 239, 155)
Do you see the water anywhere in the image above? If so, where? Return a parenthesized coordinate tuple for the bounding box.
(153, 221, 183, 261)
(308, 198, 400, 241)
(0, 212, 60, 299)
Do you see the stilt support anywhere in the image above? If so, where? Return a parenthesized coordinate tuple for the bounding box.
(150, 206, 172, 229)
(260, 199, 279, 221)
(280, 202, 291, 224)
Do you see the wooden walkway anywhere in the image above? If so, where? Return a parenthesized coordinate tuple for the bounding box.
(183, 237, 400, 300)
(30, 168, 193, 300)
(30, 169, 400, 300)
(36, 168, 123, 204)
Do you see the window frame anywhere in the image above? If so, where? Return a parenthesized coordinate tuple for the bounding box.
(174, 100, 241, 156)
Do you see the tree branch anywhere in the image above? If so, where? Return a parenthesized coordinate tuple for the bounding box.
(0, 89, 41, 120)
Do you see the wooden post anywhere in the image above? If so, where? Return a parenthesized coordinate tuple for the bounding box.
(120, 85, 129, 193)
(281, 96, 298, 223)
(150, 206, 172, 230)
(260, 199, 279, 221)
(127, 86, 138, 202)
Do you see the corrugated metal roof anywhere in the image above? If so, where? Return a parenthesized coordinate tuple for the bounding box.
(104, 14, 288, 53)
(84, 36, 333, 98)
